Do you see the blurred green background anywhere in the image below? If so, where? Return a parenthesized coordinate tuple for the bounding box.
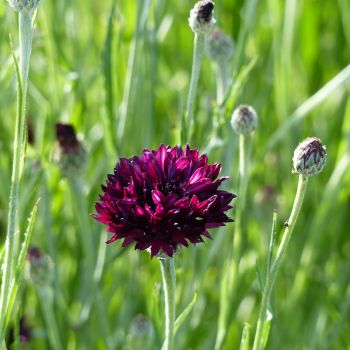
(0, 0, 350, 349)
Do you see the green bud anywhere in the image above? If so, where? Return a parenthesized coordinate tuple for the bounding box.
(54, 123, 87, 178)
(8, 0, 40, 13)
(26, 247, 54, 287)
(207, 28, 234, 63)
(231, 105, 258, 135)
(293, 137, 327, 176)
(189, 0, 216, 35)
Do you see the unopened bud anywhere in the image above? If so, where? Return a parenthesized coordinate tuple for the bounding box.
(207, 28, 234, 63)
(189, 0, 216, 35)
(231, 105, 258, 135)
(8, 317, 32, 345)
(127, 315, 154, 349)
(54, 123, 87, 177)
(8, 0, 40, 13)
(292, 137, 327, 176)
(26, 247, 54, 287)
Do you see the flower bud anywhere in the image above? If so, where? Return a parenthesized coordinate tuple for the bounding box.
(26, 247, 54, 287)
(127, 314, 154, 348)
(231, 105, 258, 135)
(189, 0, 216, 35)
(8, 0, 40, 13)
(292, 137, 327, 176)
(54, 123, 87, 178)
(8, 317, 32, 345)
(207, 28, 234, 63)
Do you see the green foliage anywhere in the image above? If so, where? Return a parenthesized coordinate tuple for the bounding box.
(0, 0, 349, 349)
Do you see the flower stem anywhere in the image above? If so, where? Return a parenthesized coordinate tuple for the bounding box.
(183, 33, 206, 144)
(252, 174, 309, 350)
(215, 134, 250, 350)
(0, 10, 34, 339)
(160, 257, 176, 350)
(232, 133, 250, 280)
(216, 63, 229, 106)
(39, 287, 63, 350)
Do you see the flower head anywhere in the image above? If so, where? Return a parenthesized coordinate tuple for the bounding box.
(207, 28, 235, 63)
(8, 0, 40, 13)
(189, 0, 216, 35)
(293, 137, 327, 176)
(54, 123, 87, 177)
(231, 105, 258, 135)
(94, 145, 235, 257)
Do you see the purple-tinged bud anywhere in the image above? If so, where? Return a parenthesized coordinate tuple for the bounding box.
(54, 123, 87, 177)
(26, 247, 54, 287)
(207, 28, 234, 63)
(7, 0, 40, 13)
(292, 137, 327, 176)
(189, 0, 216, 35)
(8, 317, 32, 345)
(231, 105, 258, 135)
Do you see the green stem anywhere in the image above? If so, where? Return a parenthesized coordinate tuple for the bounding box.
(214, 134, 250, 350)
(183, 33, 206, 144)
(67, 178, 96, 323)
(232, 134, 249, 279)
(252, 175, 309, 350)
(0, 10, 34, 339)
(216, 63, 229, 106)
(39, 287, 63, 350)
(160, 257, 176, 350)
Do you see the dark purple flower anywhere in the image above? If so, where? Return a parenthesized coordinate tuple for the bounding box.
(94, 145, 235, 257)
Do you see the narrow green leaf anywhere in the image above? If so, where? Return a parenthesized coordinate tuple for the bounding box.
(221, 57, 258, 121)
(239, 323, 251, 350)
(9, 36, 24, 179)
(255, 261, 265, 292)
(267, 210, 278, 275)
(0, 248, 4, 266)
(263, 310, 273, 348)
(101, 0, 117, 154)
(267, 63, 350, 149)
(174, 292, 197, 334)
(5, 199, 40, 326)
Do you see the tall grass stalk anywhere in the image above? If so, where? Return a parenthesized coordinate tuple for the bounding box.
(0, 8, 36, 340)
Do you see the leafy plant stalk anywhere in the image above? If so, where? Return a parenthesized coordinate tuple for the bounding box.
(0, 10, 35, 339)
(160, 257, 176, 350)
(252, 175, 309, 350)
